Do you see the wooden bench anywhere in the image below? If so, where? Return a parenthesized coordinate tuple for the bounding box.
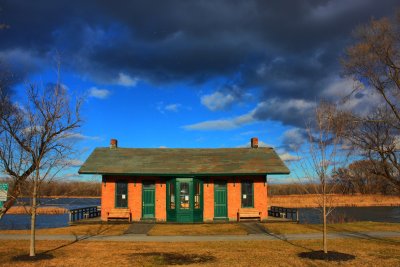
(237, 208, 261, 222)
(107, 208, 131, 222)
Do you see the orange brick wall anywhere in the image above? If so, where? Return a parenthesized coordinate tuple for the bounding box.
(129, 178, 142, 221)
(101, 175, 268, 222)
(101, 176, 115, 220)
(226, 177, 241, 221)
(155, 179, 166, 221)
(203, 179, 214, 221)
(253, 176, 268, 220)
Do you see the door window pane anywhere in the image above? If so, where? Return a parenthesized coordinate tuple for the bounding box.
(180, 182, 190, 209)
(170, 183, 175, 209)
(194, 181, 200, 209)
(241, 180, 253, 208)
(143, 181, 155, 189)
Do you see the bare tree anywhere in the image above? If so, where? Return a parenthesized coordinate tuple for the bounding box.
(334, 159, 397, 195)
(297, 102, 346, 254)
(342, 11, 400, 192)
(338, 108, 400, 191)
(0, 76, 81, 256)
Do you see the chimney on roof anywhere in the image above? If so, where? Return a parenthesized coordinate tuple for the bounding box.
(251, 137, 258, 148)
(110, 139, 118, 149)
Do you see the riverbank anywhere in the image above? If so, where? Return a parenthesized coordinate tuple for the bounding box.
(7, 206, 67, 215)
(269, 194, 400, 208)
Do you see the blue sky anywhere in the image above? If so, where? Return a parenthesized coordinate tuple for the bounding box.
(1, 1, 398, 182)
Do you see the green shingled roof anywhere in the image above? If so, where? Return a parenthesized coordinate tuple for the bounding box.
(78, 147, 290, 176)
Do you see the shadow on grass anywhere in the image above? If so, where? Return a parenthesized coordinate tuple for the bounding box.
(130, 252, 216, 265)
(11, 224, 117, 262)
(265, 231, 315, 251)
(337, 231, 400, 244)
(12, 253, 54, 262)
(298, 251, 355, 262)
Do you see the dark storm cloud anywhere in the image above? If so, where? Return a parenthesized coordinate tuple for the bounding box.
(1, 0, 399, 124)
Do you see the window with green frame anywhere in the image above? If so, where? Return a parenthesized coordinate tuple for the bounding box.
(241, 180, 253, 208)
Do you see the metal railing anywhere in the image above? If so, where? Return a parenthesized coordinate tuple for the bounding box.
(69, 206, 101, 222)
(268, 206, 298, 222)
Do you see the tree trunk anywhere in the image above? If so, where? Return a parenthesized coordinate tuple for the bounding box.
(0, 182, 22, 219)
(29, 175, 38, 257)
(323, 192, 328, 254)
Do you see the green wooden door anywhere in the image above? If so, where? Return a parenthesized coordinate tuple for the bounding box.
(142, 181, 155, 219)
(214, 180, 227, 218)
(166, 178, 203, 223)
(115, 181, 128, 208)
(177, 179, 193, 222)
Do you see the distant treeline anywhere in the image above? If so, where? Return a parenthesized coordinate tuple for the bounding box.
(269, 180, 398, 196)
(0, 179, 101, 197)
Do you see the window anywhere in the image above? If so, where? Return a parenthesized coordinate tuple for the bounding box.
(169, 183, 175, 209)
(241, 180, 253, 208)
(180, 182, 190, 209)
(194, 181, 200, 209)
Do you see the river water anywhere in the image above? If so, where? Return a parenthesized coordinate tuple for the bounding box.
(298, 206, 400, 224)
(0, 198, 100, 230)
(0, 198, 399, 229)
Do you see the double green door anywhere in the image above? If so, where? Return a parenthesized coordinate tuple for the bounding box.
(214, 180, 227, 218)
(142, 181, 155, 219)
(166, 178, 203, 223)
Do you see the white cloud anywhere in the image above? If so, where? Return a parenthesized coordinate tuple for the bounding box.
(279, 152, 301, 162)
(157, 102, 183, 113)
(165, 104, 181, 112)
(183, 109, 256, 131)
(116, 72, 138, 87)
(252, 99, 316, 126)
(201, 91, 236, 111)
(63, 133, 101, 141)
(65, 159, 84, 167)
(282, 128, 307, 152)
(321, 76, 382, 116)
(88, 87, 111, 99)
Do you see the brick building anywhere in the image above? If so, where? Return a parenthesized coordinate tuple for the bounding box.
(78, 138, 289, 222)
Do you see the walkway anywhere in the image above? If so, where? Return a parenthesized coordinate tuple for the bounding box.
(0, 231, 399, 242)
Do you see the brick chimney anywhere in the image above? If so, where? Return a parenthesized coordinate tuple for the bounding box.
(251, 137, 258, 148)
(110, 139, 118, 149)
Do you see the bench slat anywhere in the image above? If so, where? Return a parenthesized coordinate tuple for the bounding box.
(237, 208, 261, 222)
(107, 209, 131, 222)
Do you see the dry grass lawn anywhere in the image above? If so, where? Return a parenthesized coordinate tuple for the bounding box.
(263, 222, 400, 235)
(269, 194, 400, 208)
(148, 223, 247, 236)
(0, 238, 399, 266)
(0, 224, 129, 236)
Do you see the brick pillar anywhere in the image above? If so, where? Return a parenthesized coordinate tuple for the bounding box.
(254, 176, 268, 221)
(101, 176, 115, 221)
(155, 179, 166, 221)
(227, 177, 241, 221)
(203, 179, 214, 221)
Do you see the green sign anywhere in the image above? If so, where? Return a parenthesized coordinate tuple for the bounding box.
(0, 183, 8, 208)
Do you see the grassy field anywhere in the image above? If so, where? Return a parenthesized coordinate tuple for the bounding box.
(269, 194, 400, 208)
(0, 224, 130, 236)
(0, 238, 399, 266)
(0, 222, 399, 266)
(263, 221, 400, 235)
